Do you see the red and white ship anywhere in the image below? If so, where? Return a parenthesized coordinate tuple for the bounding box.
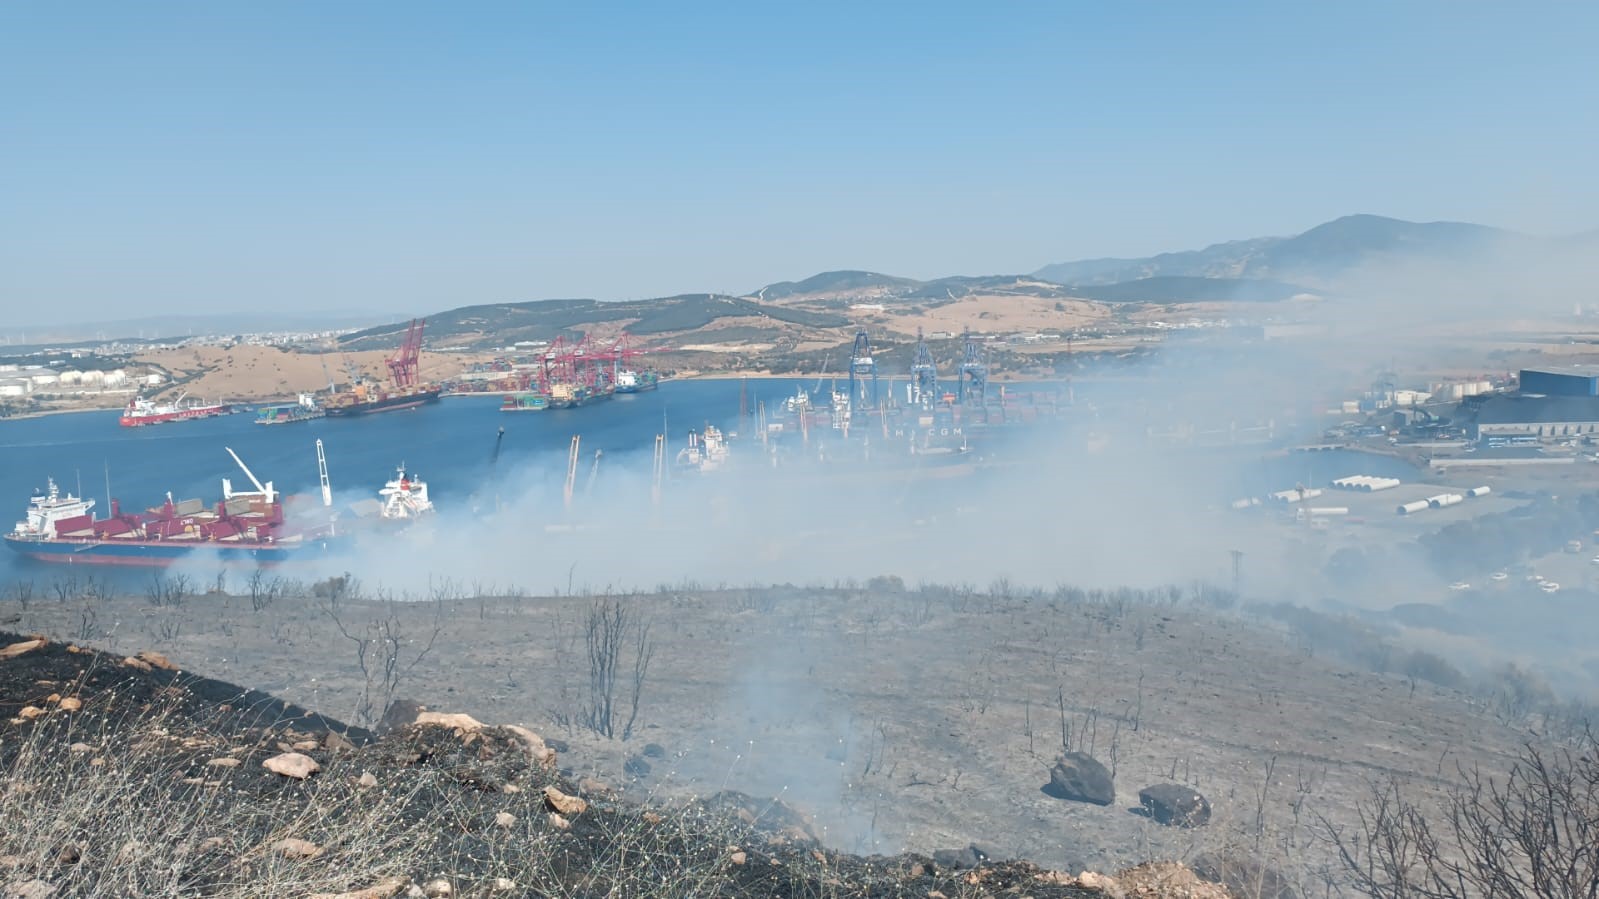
(119, 392, 233, 427)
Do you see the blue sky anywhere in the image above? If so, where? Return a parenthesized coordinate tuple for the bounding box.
(2, 2, 1595, 325)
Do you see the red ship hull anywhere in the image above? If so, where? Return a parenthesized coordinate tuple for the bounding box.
(119, 405, 231, 427)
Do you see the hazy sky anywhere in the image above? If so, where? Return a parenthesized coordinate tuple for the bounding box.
(2, 2, 1596, 325)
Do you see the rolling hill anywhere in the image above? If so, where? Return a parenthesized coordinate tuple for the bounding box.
(1033, 214, 1517, 287)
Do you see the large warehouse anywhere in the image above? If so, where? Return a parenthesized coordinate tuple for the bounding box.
(1470, 394, 1599, 440)
(1518, 368, 1599, 397)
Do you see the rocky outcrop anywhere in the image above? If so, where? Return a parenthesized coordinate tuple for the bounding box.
(1139, 784, 1212, 827)
(263, 752, 321, 779)
(1046, 752, 1115, 805)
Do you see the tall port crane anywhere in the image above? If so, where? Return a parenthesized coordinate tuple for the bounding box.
(959, 328, 988, 405)
(385, 319, 426, 389)
(848, 329, 878, 410)
(910, 327, 938, 408)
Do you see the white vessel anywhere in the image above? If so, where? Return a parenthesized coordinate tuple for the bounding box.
(11, 478, 96, 539)
(378, 466, 434, 520)
(675, 425, 730, 473)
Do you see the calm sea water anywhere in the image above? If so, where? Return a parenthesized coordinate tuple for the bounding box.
(0, 377, 1418, 591)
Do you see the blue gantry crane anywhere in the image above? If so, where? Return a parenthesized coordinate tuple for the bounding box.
(848, 329, 878, 410)
(959, 328, 987, 405)
(911, 327, 938, 408)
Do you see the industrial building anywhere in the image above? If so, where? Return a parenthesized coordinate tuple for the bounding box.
(1518, 368, 1599, 397)
(1468, 395, 1599, 440)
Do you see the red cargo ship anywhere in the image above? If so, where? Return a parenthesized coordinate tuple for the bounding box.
(119, 392, 232, 427)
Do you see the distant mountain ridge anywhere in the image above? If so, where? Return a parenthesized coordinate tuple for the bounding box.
(1033, 214, 1517, 287)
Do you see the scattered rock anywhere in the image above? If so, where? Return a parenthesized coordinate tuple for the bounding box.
(1046, 752, 1115, 806)
(358, 771, 379, 788)
(933, 847, 982, 871)
(0, 638, 46, 660)
(545, 737, 570, 753)
(56, 698, 80, 713)
(68, 743, 91, 755)
(729, 850, 747, 866)
(413, 712, 483, 734)
(196, 837, 227, 853)
(544, 785, 587, 816)
(488, 878, 517, 892)
(404, 886, 426, 899)
(547, 812, 570, 831)
(322, 730, 356, 752)
(1139, 784, 1211, 827)
(52, 846, 79, 867)
(136, 651, 177, 671)
(17, 707, 45, 721)
(500, 783, 521, 794)
(3, 879, 56, 899)
(577, 776, 613, 797)
(292, 740, 320, 751)
(642, 742, 666, 758)
(1070, 871, 1125, 897)
(262, 752, 320, 780)
(271, 838, 323, 861)
(642, 812, 663, 825)
(499, 724, 556, 768)
(206, 757, 241, 768)
(493, 811, 516, 829)
(624, 755, 652, 777)
(121, 657, 153, 672)
(308, 876, 409, 899)
(421, 877, 454, 897)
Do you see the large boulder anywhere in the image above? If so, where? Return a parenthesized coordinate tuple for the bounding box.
(1046, 752, 1114, 806)
(1138, 784, 1211, 827)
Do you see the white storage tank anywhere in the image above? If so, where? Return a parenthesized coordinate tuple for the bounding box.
(1428, 494, 1464, 508)
(1466, 486, 1491, 498)
(1398, 500, 1430, 515)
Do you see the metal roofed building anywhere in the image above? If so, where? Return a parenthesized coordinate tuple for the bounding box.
(1519, 368, 1599, 397)
(1470, 395, 1599, 440)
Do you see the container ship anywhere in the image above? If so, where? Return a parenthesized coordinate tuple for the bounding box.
(323, 317, 442, 417)
(119, 392, 233, 427)
(256, 393, 325, 425)
(4, 450, 340, 568)
(322, 382, 443, 417)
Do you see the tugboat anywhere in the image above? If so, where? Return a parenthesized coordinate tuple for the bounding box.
(377, 466, 434, 521)
(614, 370, 659, 393)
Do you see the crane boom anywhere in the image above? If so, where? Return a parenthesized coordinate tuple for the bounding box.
(316, 438, 332, 507)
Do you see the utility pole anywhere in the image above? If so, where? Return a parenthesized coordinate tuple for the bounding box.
(1230, 549, 1244, 597)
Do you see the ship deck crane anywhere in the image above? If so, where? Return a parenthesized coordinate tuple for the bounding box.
(564, 435, 580, 510)
(651, 434, 664, 507)
(222, 447, 276, 504)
